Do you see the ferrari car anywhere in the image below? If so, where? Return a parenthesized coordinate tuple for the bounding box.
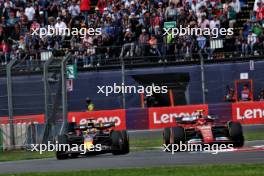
(163, 111, 244, 148)
(55, 119, 129, 160)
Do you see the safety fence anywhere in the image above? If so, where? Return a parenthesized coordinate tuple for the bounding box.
(0, 118, 41, 150)
(1, 38, 264, 72)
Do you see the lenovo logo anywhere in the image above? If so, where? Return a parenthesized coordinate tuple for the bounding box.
(79, 116, 121, 126)
(236, 108, 264, 119)
(152, 112, 199, 124)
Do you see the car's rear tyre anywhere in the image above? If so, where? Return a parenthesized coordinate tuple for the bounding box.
(70, 153, 79, 158)
(163, 128, 171, 145)
(67, 122, 77, 133)
(228, 121, 244, 147)
(121, 130, 129, 154)
(111, 130, 129, 155)
(172, 126, 185, 145)
(56, 135, 69, 160)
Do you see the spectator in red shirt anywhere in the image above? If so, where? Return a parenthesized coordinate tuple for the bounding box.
(80, 0, 91, 24)
(150, 12, 161, 35)
(97, 0, 108, 14)
(1, 40, 10, 65)
(256, 2, 264, 21)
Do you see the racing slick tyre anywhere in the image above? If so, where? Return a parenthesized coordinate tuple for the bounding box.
(70, 153, 79, 158)
(121, 130, 130, 154)
(172, 126, 185, 146)
(163, 128, 171, 145)
(228, 121, 244, 147)
(67, 122, 77, 134)
(111, 130, 128, 155)
(163, 127, 172, 152)
(55, 134, 69, 160)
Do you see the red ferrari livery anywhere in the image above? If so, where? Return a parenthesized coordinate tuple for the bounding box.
(163, 111, 244, 147)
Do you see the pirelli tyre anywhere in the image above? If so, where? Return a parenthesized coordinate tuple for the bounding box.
(228, 121, 244, 147)
(172, 126, 185, 145)
(69, 153, 79, 158)
(163, 127, 171, 145)
(55, 134, 69, 160)
(111, 130, 129, 155)
(121, 130, 130, 154)
(67, 122, 77, 133)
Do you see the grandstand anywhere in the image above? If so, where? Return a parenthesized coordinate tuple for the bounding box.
(0, 0, 263, 73)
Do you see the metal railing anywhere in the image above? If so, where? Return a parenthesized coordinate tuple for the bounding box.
(1, 40, 264, 73)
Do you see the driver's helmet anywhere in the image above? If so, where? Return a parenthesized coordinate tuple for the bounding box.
(86, 97, 91, 104)
(196, 109, 205, 118)
(86, 127, 96, 134)
(197, 118, 206, 125)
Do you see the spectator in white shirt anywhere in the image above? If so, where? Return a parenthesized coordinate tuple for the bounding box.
(4, 0, 13, 9)
(68, 1, 80, 18)
(55, 17, 67, 35)
(191, 0, 200, 14)
(199, 15, 210, 30)
(254, 0, 264, 11)
(210, 15, 220, 29)
(247, 31, 257, 55)
(165, 2, 177, 20)
(230, 0, 241, 13)
(25, 3, 35, 22)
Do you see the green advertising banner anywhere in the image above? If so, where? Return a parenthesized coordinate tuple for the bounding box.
(164, 21, 176, 29)
(66, 64, 77, 79)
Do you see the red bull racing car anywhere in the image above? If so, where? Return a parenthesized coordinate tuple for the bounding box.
(55, 119, 129, 160)
(163, 110, 244, 148)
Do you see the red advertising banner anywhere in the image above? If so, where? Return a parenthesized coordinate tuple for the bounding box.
(232, 101, 264, 124)
(0, 114, 45, 124)
(2, 101, 263, 129)
(148, 104, 209, 129)
(68, 109, 126, 130)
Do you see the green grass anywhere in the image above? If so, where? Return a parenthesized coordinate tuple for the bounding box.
(0, 130, 263, 162)
(1, 164, 264, 176)
(0, 150, 54, 162)
(130, 137, 163, 151)
(244, 131, 264, 141)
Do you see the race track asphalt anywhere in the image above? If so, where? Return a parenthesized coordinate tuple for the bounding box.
(0, 125, 263, 174)
(129, 124, 264, 140)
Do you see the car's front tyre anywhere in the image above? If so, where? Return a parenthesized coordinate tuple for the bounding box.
(228, 121, 244, 147)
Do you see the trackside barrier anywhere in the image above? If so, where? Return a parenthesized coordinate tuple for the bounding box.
(1, 102, 264, 128)
(126, 108, 149, 130)
(0, 117, 44, 150)
(232, 101, 264, 124)
(0, 101, 263, 148)
(147, 104, 208, 129)
(0, 123, 30, 150)
(0, 128, 3, 152)
(0, 124, 11, 150)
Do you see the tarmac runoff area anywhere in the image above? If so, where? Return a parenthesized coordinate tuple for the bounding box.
(0, 125, 263, 174)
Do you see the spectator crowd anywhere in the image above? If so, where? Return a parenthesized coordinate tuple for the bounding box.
(0, 0, 264, 67)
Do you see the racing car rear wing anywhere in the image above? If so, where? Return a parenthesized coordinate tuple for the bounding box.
(174, 115, 218, 124)
(75, 121, 116, 131)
